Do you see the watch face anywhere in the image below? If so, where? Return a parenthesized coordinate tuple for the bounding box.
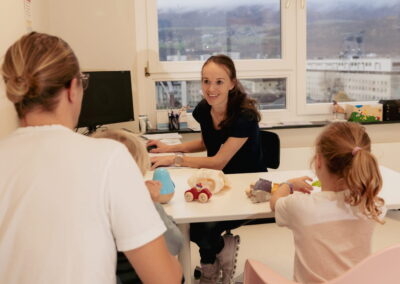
(174, 154, 183, 166)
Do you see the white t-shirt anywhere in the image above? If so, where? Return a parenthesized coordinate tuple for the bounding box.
(0, 125, 166, 284)
(275, 190, 385, 284)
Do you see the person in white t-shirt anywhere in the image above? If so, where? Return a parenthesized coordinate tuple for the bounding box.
(0, 32, 182, 284)
(270, 122, 386, 284)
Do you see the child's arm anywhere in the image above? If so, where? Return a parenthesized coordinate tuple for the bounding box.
(154, 203, 183, 256)
(270, 176, 313, 211)
(145, 180, 161, 203)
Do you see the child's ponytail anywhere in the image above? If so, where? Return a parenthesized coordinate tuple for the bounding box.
(345, 146, 384, 223)
(316, 122, 385, 223)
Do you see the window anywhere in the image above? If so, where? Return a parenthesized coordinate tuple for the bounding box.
(134, 0, 400, 124)
(156, 80, 201, 110)
(306, 0, 400, 105)
(136, 0, 296, 122)
(157, 0, 281, 61)
(155, 78, 287, 110)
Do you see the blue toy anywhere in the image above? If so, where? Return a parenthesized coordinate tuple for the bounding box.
(152, 168, 175, 203)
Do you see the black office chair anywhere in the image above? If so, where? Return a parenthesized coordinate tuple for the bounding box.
(259, 130, 280, 171)
(221, 131, 280, 231)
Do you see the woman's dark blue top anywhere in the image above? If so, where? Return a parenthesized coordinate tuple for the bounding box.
(192, 100, 264, 174)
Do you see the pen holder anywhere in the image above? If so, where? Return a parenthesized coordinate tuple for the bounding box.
(153, 168, 175, 204)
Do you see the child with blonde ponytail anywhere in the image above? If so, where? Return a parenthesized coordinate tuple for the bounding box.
(270, 122, 386, 283)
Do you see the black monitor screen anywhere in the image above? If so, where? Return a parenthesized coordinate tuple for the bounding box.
(77, 71, 134, 129)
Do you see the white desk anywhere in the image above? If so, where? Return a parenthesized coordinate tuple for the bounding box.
(148, 166, 400, 283)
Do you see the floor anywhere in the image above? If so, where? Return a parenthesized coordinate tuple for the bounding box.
(189, 210, 400, 282)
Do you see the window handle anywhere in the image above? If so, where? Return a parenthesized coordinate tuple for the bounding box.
(285, 0, 293, 8)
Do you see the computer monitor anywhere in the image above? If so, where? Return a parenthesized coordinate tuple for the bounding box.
(77, 70, 136, 133)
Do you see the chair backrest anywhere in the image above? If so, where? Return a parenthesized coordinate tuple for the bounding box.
(260, 130, 280, 170)
(329, 244, 400, 284)
(244, 259, 297, 284)
(244, 244, 400, 284)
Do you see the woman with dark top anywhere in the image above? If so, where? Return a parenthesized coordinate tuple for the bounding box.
(148, 54, 263, 283)
(192, 99, 263, 174)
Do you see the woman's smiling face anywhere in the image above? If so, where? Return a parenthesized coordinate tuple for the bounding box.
(201, 62, 235, 109)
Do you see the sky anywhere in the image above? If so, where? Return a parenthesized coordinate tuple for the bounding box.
(158, 0, 400, 10)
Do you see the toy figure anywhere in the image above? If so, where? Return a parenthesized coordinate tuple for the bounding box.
(184, 183, 212, 203)
(245, 178, 279, 203)
(332, 100, 346, 121)
(312, 180, 321, 187)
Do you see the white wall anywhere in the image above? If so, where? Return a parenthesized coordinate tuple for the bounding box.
(44, 0, 139, 132)
(31, 0, 50, 32)
(278, 143, 400, 172)
(0, 0, 27, 138)
(274, 124, 400, 171)
(0, 0, 141, 137)
(46, 0, 135, 71)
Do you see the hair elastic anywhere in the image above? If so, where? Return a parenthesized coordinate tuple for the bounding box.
(352, 146, 362, 156)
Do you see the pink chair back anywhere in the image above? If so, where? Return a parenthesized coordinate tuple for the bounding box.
(244, 259, 297, 284)
(329, 244, 400, 284)
(244, 244, 400, 284)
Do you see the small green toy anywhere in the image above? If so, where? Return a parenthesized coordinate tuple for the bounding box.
(312, 180, 321, 187)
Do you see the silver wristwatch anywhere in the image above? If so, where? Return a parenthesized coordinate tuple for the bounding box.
(174, 153, 184, 167)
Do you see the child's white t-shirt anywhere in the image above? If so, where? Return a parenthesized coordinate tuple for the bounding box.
(0, 125, 166, 284)
(275, 190, 386, 284)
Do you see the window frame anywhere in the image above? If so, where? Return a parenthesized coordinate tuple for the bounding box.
(134, 0, 385, 126)
(145, 0, 296, 75)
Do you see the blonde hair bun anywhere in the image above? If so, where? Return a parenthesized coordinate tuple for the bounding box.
(1, 32, 80, 118)
(6, 76, 31, 103)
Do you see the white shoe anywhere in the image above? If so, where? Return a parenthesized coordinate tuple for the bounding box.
(216, 234, 240, 284)
(199, 260, 221, 284)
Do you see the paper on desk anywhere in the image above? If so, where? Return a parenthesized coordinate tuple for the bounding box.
(142, 133, 182, 140)
(160, 138, 181, 145)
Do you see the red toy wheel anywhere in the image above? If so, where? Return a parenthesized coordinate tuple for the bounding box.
(198, 192, 209, 203)
(184, 191, 194, 202)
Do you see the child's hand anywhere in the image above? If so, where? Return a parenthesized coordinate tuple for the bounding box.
(287, 176, 313, 194)
(145, 180, 161, 202)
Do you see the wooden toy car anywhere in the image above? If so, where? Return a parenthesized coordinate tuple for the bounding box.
(184, 183, 212, 203)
